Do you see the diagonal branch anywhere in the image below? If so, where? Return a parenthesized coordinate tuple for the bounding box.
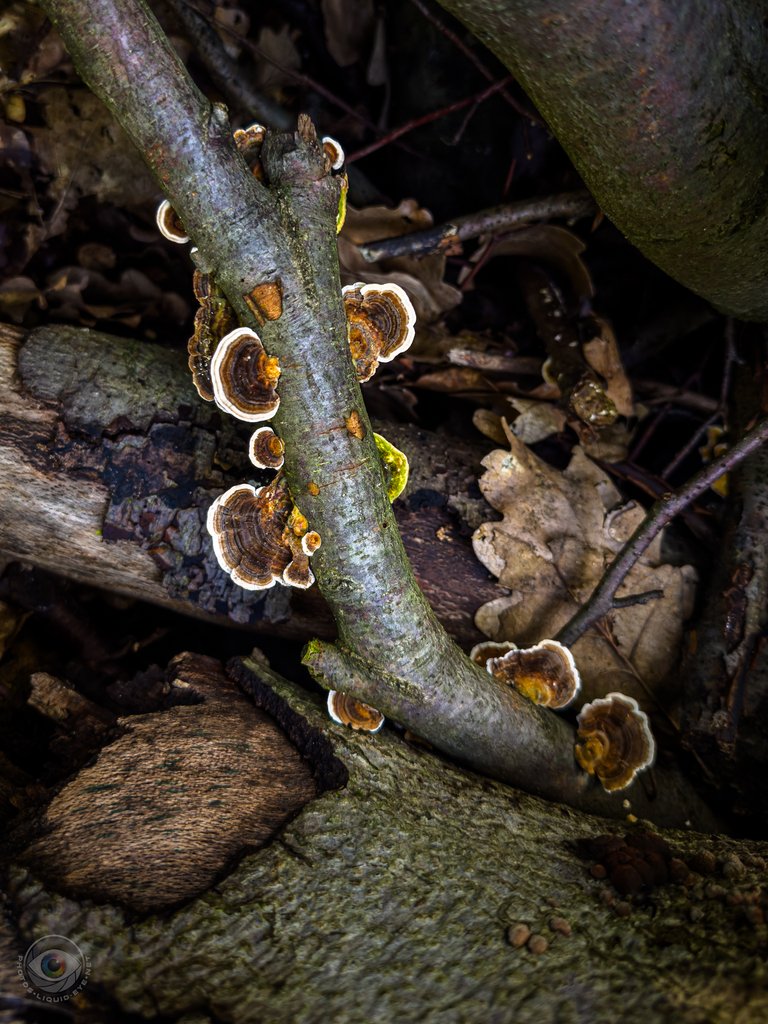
(556, 416, 768, 648)
(39, 0, 715, 828)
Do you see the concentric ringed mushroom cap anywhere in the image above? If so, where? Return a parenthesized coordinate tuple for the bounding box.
(469, 640, 518, 668)
(342, 282, 416, 382)
(206, 482, 287, 590)
(327, 691, 385, 733)
(156, 199, 189, 243)
(207, 474, 321, 591)
(487, 639, 581, 709)
(210, 327, 281, 422)
(248, 426, 285, 470)
(575, 692, 656, 792)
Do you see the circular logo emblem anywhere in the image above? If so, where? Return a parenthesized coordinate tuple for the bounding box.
(21, 935, 87, 998)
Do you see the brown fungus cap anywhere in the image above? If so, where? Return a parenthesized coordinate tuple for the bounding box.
(248, 426, 285, 470)
(327, 691, 385, 733)
(342, 282, 416, 382)
(469, 640, 518, 668)
(321, 135, 345, 171)
(188, 271, 238, 402)
(207, 474, 320, 590)
(487, 639, 581, 709)
(156, 199, 189, 243)
(575, 692, 655, 792)
(233, 122, 267, 181)
(210, 326, 281, 422)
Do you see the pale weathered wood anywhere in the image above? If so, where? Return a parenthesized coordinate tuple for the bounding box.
(0, 322, 499, 646)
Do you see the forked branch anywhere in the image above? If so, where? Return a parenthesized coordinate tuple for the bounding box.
(40, 0, 716, 828)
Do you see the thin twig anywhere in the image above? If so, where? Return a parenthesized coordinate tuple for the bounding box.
(556, 416, 768, 647)
(406, 0, 536, 121)
(347, 75, 514, 163)
(661, 320, 736, 480)
(170, 0, 292, 128)
(359, 190, 596, 261)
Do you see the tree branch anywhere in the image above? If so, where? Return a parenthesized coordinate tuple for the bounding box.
(38, 0, 714, 827)
(359, 190, 596, 262)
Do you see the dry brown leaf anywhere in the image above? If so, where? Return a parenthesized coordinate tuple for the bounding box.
(472, 428, 697, 710)
(29, 87, 156, 215)
(339, 201, 461, 324)
(253, 25, 301, 90)
(470, 224, 594, 300)
(214, 4, 250, 59)
(321, 0, 375, 67)
(507, 399, 567, 444)
(583, 317, 634, 417)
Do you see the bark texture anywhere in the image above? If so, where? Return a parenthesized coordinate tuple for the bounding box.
(682, 353, 768, 822)
(0, 322, 497, 646)
(4, 654, 768, 1024)
(435, 0, 768, 321)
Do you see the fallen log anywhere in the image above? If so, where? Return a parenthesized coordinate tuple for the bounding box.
(3, 652, 767, 1023)
(0, 321, 499, 647)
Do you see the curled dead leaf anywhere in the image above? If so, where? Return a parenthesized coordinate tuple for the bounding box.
(472, 424, 697, 710)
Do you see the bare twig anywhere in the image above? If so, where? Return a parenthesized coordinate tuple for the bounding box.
(346, 75, 514, 163)
(168, 0, 292, 128)
(407, 0, 536, 121)
(556, 416, 768, 647)
(661, 320, 736, 480)
(359, 190, 596, 261)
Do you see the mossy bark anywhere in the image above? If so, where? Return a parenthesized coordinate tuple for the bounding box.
(4, 655, 768, 1024)
(435, 0, 768, 321)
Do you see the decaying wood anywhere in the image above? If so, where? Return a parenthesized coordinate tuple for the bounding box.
(13, 653, 320, 913)
(0, 321, 498, 647)
(4, 653, 767, 1023)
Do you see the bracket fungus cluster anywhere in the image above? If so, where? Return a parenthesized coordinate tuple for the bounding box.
(481, 639, 582, 710)
(342, 282, 416, 382)
(156, 119, 415, 738)
(207, 474, 320, 590)
(575, 692, 655, 792)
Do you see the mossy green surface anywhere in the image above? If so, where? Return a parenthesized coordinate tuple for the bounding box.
(7, 667, 768, 1023)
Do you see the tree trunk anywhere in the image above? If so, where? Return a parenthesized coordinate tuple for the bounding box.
(4, 652, 767, 1024)
(0, 321, 497, 648)
(435, 0, 768, 322)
